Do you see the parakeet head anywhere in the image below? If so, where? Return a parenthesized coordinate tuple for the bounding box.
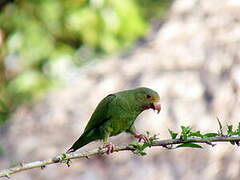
(133, 87, 161, 113)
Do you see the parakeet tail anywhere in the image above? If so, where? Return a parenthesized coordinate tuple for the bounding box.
(66, 132, 98, 153)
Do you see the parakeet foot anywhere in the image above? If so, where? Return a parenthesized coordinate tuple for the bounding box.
(135, 134, 149, 143)
(104, 142, 115, 154)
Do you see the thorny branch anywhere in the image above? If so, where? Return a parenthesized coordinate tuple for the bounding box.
(1, 135, 240, 178)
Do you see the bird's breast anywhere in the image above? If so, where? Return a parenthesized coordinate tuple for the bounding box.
(106, 115, 136, 136)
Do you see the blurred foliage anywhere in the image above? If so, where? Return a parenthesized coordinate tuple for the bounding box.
(0, 0, 172, 123)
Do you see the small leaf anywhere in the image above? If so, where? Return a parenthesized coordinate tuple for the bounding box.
(189, 131, 203, 138)
(138, 145, 145, 151)
(181, 126, 191, 133)
(230, 141, 235, 145)
(203, 133, 218, 137)
(129, 141, 141, 147)
(238, 122, 240, 132)
(149, 134, 159, 142)
(130, 141, 148, 151)
(180, 126, 191, 140)
(61, 153, 67, 159)
(227, 125, 233, 135)
(138, 151, 147, 156)
(142, 142, 150, 149)
(176, 143, 203, 149)
(168, 129, 178, 139)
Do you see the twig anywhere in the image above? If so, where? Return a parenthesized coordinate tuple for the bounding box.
(1, 135, 240, 178)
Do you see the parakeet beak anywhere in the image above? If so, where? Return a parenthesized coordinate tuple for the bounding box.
(149, 102, 161, 114)
(148, 95, 161, 113)
(153, 102, 161, 113)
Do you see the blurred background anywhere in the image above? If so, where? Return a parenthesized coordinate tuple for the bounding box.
(0, 0, 240, 179)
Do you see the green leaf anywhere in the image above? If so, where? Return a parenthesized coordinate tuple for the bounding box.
(131, 142, 148, 156)
(130, 141, 148, 151)
(176, 143, 203, 149)
(230, 141, 235, 145)
(61, 153, 67, 159)
(181, 126, 192, 133)
(238, 122, 240, 132)
(142, 141, 152, 149)
(227, 125, 233, 135)
(138, 151, 147, 156)
(168, 129, 178, 139)
(149, 134, 159, 142)
(227, 124, 240, 136)
(203, 133, 218, 137)
(189, 131, 203, 138)
(129, 141, 141, 148)
(180, 126, 191, 140)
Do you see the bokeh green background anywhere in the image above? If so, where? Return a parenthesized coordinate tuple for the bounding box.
(0, 0, 172, 124)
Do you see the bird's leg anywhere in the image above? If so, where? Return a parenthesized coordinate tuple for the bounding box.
(103, 141, 115, 154)
(135, 134, 149, 143)
(127, 125, 149, 143)
(102, 134, 115, 154)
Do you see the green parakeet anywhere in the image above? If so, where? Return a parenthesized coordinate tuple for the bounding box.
(67, 87, 161, 154)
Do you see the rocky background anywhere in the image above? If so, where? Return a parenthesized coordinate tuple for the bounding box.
(1, 0, 240, 179)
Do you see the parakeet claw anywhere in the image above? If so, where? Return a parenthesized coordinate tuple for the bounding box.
(104, 142, 115, 154)
(135, 134, 149, 143)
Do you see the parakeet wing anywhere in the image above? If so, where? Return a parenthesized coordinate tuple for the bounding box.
(67, 94, 117, 153)
(83, 94, 116, 134)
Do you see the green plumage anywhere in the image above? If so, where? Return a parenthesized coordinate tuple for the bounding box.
(67, 87, 160, 153)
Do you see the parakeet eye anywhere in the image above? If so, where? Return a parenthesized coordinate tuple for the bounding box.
(146, 94, 151, 99)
